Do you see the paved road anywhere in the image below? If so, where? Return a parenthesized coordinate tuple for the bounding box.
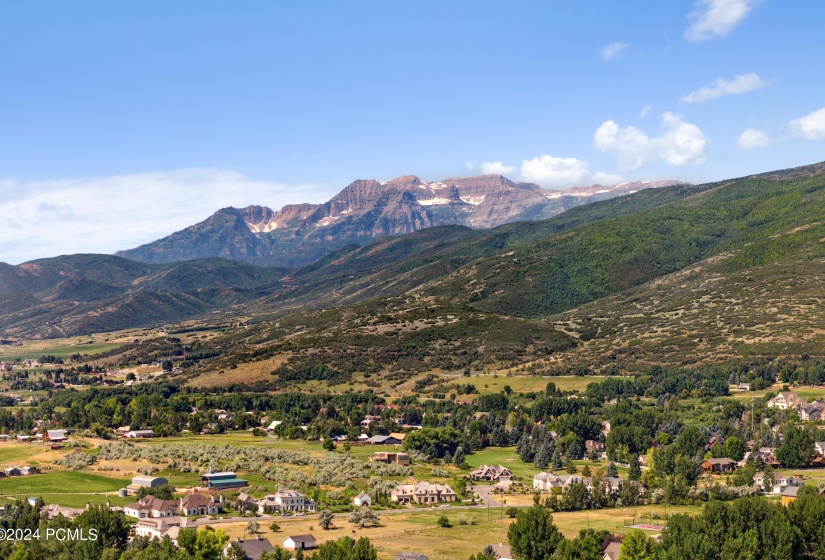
(471, 485, 502, 507)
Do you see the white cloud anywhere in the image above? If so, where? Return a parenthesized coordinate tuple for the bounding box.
(594, 112, 709, 169)
(594, 120, 654, 170)
(685, 0, 760, 41)
(600, 42, 629, 61)
(480, 161, 517, 175)
(789, 107, 825, 140)
(737, 128, 770, 149)
(465, 162, 474, 171)
(640, 105, 652, 119)
(680, 73, 767, 103)
(519, 155, 591, 189)
(0, 169, 332, 265)
(591, 172, 626, 185)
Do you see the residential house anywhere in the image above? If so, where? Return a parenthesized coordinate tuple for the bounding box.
(222, 536, 276, 560)
(799, 402, 825, 421)
(369, 452, 411, 466)
(389, 432, 408, 442)
(781, 485, 801, 505)
(4, 467, 21, 477)
(353, 492, 371, 507)
(20, 466, 35, 476)
(585, 440, 605, 453)
(702, 458, 738, 473)
(469, 465, 513, 483)
(123, 495, 180, 519)
(756, 447, 781, 468)
(601, 535, 625, 560)
(486, 544, 512, 560)
(767, 392, 806, 410)
(754, 472, 802, 494)
(180, 493, 221, 516)
(366, 435, 403, 445)
(201, 471, 248, 490)
(41, 504, 86, 520)
(236, 493, 257, 511)
(283, 535, 317, 551)
(257, 490, 317, 513)
(134, 516, 195, 545)
(396, 553, 429, 560)
(533, 472, 584, 492)
(391, 482, 456, 505)
(264, 420, 282, 431)
(360, 415, 382, 429)
(816, 442, 825, 456)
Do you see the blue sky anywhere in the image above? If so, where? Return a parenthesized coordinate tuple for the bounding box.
(2, 0, 824, 263)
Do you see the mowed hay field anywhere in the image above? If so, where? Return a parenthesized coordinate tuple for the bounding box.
(467, 375, 609, 396)
(218, 504, 702, 560)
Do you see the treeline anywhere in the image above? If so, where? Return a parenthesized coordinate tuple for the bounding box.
(502, 489, 825, 560)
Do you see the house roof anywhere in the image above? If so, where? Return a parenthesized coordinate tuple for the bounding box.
(228, 537, 276, 560)
(704, 458, 737, 465)
(603, 541, 623, 560)
(285, 534, 316, 542)
(181, 493, 213, 508)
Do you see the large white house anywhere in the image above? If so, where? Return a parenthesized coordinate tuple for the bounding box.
(767, 392, 806, 410)
(391, 482, 456, 505)
(257, 490, 317, 513)
(123, 496, 179, 519)
(134, 516, 195, 545)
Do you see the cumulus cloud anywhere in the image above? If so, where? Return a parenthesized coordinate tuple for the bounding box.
(600, 42, 629, 61)
(685, 0, 760, 41)
(481, 161, 517, 175)
(0, 168, 331, 265)
(519, 155, 591, 189)
(680, 73, 767, 103)
(465, 162, 474, 171)
(737, 128, 770, 149)
(640, 105, 652, 119)
(594, 112, 709, 169)
(789, 107, 825, 140)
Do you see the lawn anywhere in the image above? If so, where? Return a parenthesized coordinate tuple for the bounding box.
(0, 443, 43, 465)
(465, 447, 535, 480)
(0, 471, 130, 497)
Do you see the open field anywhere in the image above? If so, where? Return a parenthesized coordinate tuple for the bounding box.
(217, 503, 702, 560)
(0, 470, 129, 495)
(467, 375, 609, 395)
(0, 340, 125, 361)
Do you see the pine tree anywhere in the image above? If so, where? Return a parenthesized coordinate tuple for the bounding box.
(628, 454, 641, 481)
(535, 444, 551, 470)
(453, 447, 466, 467)
(606, 461, 618, 477)
(551, 449, 563, 470)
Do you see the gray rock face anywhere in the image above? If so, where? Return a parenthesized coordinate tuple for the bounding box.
(117, 174, 685, 266)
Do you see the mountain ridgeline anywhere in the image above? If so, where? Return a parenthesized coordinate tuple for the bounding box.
(0, 257, 288, 338)
(116, 174, 683, 267)
(3, 160, 825, 349)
